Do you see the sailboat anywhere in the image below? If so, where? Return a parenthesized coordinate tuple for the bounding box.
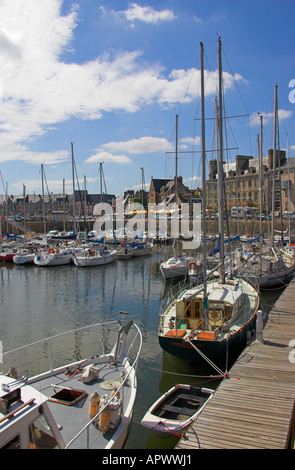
(158, 39, 260, 364)
(73, 246, 116, 267)
(239, 85, 295, 289)
(159, 115, 191, 281)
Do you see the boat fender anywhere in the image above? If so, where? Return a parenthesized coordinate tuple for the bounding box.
(89, 391, 100, 420)
(110, 387, 120, 399)
(99, 395, 111, 433)
(109, 396, 122, 431)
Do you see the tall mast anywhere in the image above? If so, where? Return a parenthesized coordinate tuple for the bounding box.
(200, 41, 207, 300)
(259, 114, 263, 235)
(271, 85, 278, 247)
(23, 184, 26, 236)
(287, 133, 291, 245)
(41, 164, 46, 234)
(99, 161, 103, 203)
(71, 142, 77, 234)
(175, 114, 178, 209)
(141, 167, 144, 207)
(63, 179, 66, 233)
(217, 36, 225, 283)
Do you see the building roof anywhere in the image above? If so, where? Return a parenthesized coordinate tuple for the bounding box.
(150, 178, 170, 192)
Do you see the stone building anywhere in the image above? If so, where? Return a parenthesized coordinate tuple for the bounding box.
(206, 149, 295, 216)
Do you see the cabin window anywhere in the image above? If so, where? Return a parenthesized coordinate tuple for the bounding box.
(28, 413, 60, 449)
(1, 434, 21, 449)
(224, 305, 232, 321)
(184, 300, 202, 319)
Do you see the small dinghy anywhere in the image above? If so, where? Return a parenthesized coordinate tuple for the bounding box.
(141, 384, 213, 437)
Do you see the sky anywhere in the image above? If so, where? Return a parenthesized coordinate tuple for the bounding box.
(0, 0, 295, 198)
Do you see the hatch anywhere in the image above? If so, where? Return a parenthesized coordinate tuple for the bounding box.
(49, 386, 88, 406)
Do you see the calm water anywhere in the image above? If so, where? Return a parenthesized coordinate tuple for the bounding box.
(0, 248, 283, 449)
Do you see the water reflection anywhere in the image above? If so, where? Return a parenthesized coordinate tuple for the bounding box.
(0, 252, 286, 449)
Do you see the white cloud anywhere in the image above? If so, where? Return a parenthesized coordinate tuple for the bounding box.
(185, 175, 201, 187)
(11, 176, 99, 194)
(179, 137, 201, 149)
(249, 109, 292, 126)
(193, 15, 202, 24)
(85, 150, 131, 164)
(102, 136, 169, 154)
(0, 0, 243, 167)
(119, 3, 176, 24)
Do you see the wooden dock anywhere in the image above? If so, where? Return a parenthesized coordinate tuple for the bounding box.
(176, 279, 295, 449)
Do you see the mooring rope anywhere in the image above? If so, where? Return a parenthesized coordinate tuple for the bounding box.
(185, 339, 227, 377)
(146, 365, 225, 380)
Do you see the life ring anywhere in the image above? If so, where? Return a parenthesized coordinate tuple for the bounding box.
(189, 262, 197, 270)
(49, 248, 55, 254)
(209, 310, 221, 320)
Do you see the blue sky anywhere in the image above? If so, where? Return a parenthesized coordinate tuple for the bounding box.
(0, 0, 295, 197)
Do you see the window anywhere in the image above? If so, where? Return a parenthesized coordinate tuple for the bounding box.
(184, 300, 202, 319)
(1, 435, 20, 449)
(28, 413, 60, 449)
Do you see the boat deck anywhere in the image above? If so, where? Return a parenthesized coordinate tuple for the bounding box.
(176, 278, 295, 449)
(31, 357, 131, 449)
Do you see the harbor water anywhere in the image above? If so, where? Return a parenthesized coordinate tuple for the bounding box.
(0, 247, 284, 449)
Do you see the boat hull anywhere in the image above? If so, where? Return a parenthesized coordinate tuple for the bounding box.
(160, 264, 188, 280)
(243, 265, 294, 289)
(13, 253, 35, 264)
(159, 315, 256, 363)
(73, 253, 116, 267)
(34, 251, 73, 266)
(158, 277, 259, 364)
(141, 384, 214, 437)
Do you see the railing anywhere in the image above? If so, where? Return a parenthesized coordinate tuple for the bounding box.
(2, 320, 142, 449)
(159, 275, 259, 336)
(2, 320, 141, 384)
(65, 321, 142, 449)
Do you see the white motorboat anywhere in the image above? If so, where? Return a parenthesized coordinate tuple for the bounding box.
(0, 319, 142, 449)
(141, 384, 214, 437)
(73, 248, 116, 267)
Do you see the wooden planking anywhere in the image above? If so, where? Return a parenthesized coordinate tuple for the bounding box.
(176, 278, 295, 449)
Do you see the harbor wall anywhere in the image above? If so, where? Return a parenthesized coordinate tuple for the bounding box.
(4, 219, 295, 239)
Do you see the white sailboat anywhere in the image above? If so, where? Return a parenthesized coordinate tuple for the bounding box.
(34, 246, 74, 266)
(159, 115, 191, 281)
(158, 39, 260, 364)
(160, 254, 189, 280)
(240, 85, 295, 289)
(13, 248, 35, 265)
(73, 247, 116, 267)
